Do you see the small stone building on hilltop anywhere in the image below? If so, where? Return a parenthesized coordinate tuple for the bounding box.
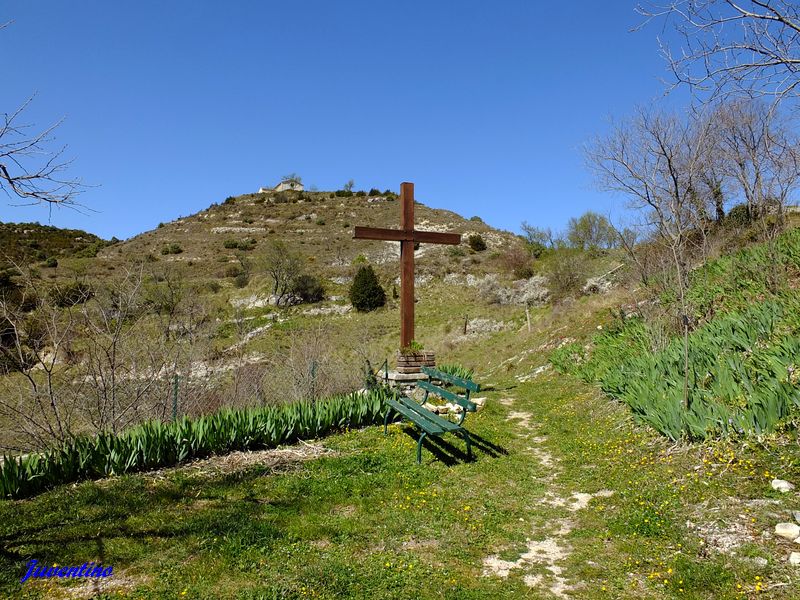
(260, 179, 304, 193)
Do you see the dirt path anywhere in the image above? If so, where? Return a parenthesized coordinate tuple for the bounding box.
(481, 394, 613, 597)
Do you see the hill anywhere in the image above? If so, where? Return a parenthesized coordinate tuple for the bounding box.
(90, 189, 520, 284)
(0, 221, 109, 271)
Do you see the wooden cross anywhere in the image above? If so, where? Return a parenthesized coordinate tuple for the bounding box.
(354, 182, 461, 349)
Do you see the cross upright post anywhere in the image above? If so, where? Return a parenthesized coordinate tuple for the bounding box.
(399, 182, 415, 349)
(354, 182, 461, 351)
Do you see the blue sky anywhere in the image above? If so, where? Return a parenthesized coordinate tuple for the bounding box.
(2, 1, 687, 240)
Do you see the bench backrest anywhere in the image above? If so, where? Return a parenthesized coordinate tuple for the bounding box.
(419, 367, 480, 413)
(421, 367, 480, 393)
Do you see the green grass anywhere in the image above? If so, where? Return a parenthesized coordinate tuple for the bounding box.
(3, 343, 799, 598)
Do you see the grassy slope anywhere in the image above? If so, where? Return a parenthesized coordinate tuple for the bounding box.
(2, 292, 798, 599)
(0, 221, 107, 271)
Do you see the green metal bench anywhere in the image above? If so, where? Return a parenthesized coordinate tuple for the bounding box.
(383, 366, 481, 463)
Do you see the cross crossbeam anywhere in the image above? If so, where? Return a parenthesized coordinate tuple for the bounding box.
(353, 182, 461, 349)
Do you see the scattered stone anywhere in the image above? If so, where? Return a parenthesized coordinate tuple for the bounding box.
(790, 552, 800, 566)
(772, 479, 795, 493)
(793, 511, 800, 525)
(775, 522, 800, 540)
(744, 556, 768, 568)
(472, 397, 487, 408)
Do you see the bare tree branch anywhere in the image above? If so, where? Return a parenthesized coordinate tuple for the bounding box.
(639, 1, 800, 104)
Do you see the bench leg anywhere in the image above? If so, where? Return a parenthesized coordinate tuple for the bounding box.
(416, 432, 427, 464)
(383, 408, 393, 435)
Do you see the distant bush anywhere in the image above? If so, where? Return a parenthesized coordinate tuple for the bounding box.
(224, 264, 242, 278)
(49, 281, 92, 307)
(350, 265, 386, 312)
(546, 252, 587, 300)
(76, 240, 108, 258)
(501, 246, 534, 279)
(368, 188, 382, 196)
(160, 243, 183, 255)
(316, 218, 326, 226)
(469, 216, 484, 223)
(206, 281, 222, 293)
(234, 272, 249, 288)
(355, 191, 366, 197)
(43, 257, 58, 268)
(448, 246, 466, 258)
(224, 196, 236, 205)
(467, 234, 487, 252)
(292, 274, 325, 303)
(725, 203, 752, 228)
(274, 192, 290, 204)
(223, 238, 256, 251)
(335, 190, 354, 198)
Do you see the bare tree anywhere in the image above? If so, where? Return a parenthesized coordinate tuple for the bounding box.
(262, 240, 302, 306)
(711, 98, 800, 218)
(0, 264, 217, 450)
(587, 108, 714, 407)
(640, 1, 800, 103)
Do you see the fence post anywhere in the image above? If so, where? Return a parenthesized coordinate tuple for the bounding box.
(172, 374, 179, 421)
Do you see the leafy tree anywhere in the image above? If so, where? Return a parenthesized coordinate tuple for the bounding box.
(565, 211, 617, 251)
(349, 265, 386, 312)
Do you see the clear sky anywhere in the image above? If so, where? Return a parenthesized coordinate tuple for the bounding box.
(2, 1, 687, 240)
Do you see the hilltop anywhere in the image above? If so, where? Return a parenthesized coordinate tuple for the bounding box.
(91, 189, 521, 283)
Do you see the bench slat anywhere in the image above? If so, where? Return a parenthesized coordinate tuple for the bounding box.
(388, 399, 461, 435)
(387, 398, 447, 435)
(417, 380, 477, 412)
(421, 367, 481, 392)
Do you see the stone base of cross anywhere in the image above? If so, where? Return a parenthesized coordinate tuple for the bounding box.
(354, 182, 461, 350)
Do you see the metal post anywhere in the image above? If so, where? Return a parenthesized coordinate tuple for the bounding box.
(172, 374, 179, 421)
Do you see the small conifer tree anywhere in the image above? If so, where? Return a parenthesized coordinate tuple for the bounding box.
(349, 265, 386, 312)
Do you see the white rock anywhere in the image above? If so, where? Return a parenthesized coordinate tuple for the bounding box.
(772, 479, 795, 493)
(793, 511, 800, 525)
(775, 522, 800, 540)
(790, 552, 800, 566)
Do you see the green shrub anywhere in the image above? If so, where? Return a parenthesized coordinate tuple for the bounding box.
(725, 203, 752, 228)
(350, 265, 386, 312)
(316, 218, 326, 226)
(223, 239, 239, 249)
(224, 264, 242, 278)
(160, 243, 183, 255)
(0, 388, 393, 499)
(49, 281, 92, 307)
(368, 188, 382, 196)
(467, 234, 487, 252)
(292, 274, 325, 303)
(43, 257, 58, 268)
(234, 272, 249, 288)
